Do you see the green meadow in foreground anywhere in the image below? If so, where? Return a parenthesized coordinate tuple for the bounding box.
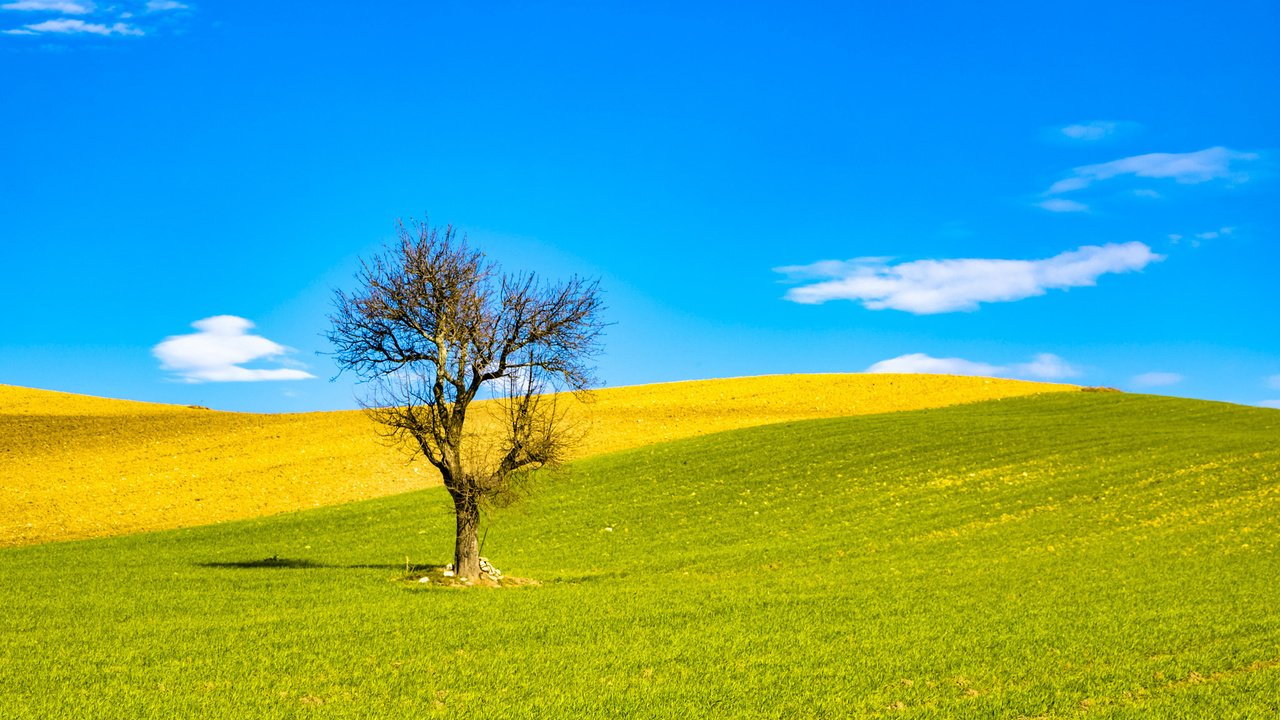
(1, 393, 1278, 718)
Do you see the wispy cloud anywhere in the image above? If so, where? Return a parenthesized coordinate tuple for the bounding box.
(7, 17, 141, 34)
(1060, 121, 1119, 141)
(1131, 371, 1184, 388)
(1258, 400, 1280, 409)
(866, 352, 1079, 381)
(3, 0, 191, 37)
(1, 0, 93, 11)
(1044, 146, 1259, 198)
(777, 242, 1161, 314)
(153, 315, 316, 383)
(1267, 375, 1280, 391)
(1196, 226, 1234, 241)
(1037, 198, 1089, 213)
(1012, 353, 1080, 380)
(1168, 226, 1235, 247)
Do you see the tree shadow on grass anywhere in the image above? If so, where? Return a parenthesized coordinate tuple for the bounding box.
(199, 557, 330, 569)
(198, 557, 417, 571)
(196, 559, 624, 586)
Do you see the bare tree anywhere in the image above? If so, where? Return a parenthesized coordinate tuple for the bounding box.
(326, 220, 605, 579)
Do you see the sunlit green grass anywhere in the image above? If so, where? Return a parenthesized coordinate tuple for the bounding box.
(2, 393, 1278, 718)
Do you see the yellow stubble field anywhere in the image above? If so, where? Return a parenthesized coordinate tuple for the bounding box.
(0, 374, 1076, 546)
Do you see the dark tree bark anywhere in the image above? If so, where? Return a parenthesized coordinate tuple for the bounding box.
(326, 219, 605, 579)
(452, 492, 480, 579)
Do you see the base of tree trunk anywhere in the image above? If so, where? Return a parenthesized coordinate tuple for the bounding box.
(399, 565, 540, 589)
(453, 497, 482, 579)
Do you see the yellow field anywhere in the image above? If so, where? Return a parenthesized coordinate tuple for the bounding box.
(0, 374, 1075, 547)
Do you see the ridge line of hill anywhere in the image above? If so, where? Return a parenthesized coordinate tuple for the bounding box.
(2, 374, 1075, 546)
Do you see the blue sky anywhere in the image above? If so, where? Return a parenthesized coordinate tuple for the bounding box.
(2, 1, 1277, 412)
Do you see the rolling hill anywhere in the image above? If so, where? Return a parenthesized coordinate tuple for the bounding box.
(0, 374, 1071, 546)
(0, 391, 1276, 717)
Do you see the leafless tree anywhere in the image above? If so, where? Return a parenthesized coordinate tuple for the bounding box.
(326, 220, 605, 579)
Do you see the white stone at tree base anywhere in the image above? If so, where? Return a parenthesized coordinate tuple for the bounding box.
(477, 556, 503, 580)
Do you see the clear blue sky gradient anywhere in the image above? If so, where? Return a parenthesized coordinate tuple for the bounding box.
(2, 1, 1277, 412)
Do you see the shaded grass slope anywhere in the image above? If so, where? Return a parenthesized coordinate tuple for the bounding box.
(1, 393, 1277, 718)
(0, 374, 1070, 546)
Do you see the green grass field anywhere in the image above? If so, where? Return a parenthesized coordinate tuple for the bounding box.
(2, 392, 1278, 718)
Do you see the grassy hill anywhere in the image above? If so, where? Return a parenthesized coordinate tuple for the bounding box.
(0, 374, 1069, 546)
(1, 392, 1276, 718)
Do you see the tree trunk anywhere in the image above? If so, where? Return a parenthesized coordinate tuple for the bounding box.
(453, 494, 481, 579)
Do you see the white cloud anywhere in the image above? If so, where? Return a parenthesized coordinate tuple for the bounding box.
(1011, 353, 1080, 380)
(1045, 146, 1258, 197)
(1169, 226, 1235, 247)
(1, 0, 92, 11)
(1132, 189, 1162, 199)
(14, 17, 142, 34)
(777, 241, 1161, 314)
(1267, 375, 1280, 391)
(1060, 121, 1118, 141)
(1131, 372, 1184, 388)
(1195, 226, 1234, 240)
(153, 315, 316, 383)
(1037, 198, 1089, 213)
(4, 0, 194, 36)
(1258, 400, 1280, 409)
(866, 353, 1003, 377)
(866, 352, 1078, 381)
(777, 257, 892, 281)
